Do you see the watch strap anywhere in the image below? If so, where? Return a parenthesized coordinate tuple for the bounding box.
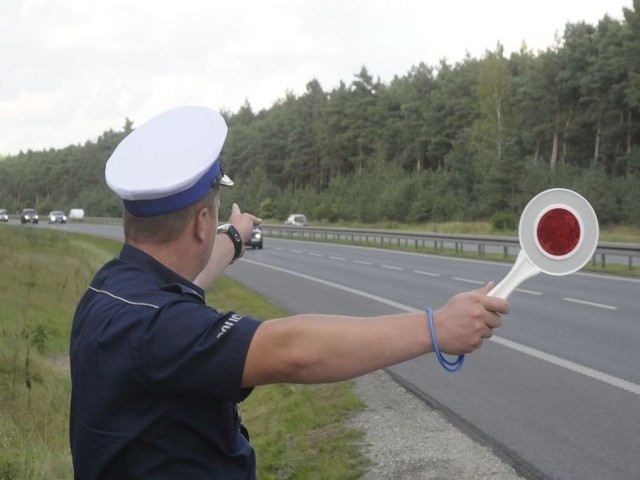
(217, 223, 243, 263)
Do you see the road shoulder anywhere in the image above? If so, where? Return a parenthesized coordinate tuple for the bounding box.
(349, 369, 525, 480)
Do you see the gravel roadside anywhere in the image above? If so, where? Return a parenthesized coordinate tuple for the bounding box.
(349, 369, 526, 480)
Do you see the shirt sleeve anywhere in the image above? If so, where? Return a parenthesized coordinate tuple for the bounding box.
(137, 301, 262, 402)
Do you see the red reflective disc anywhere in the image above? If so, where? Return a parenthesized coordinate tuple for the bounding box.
(536, 208, 581, 256)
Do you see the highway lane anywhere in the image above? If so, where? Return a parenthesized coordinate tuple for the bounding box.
(226, 239, 639, 480)
(34, 222, 640, 479)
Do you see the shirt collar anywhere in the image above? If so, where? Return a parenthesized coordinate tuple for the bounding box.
(118, 244, 206, 299)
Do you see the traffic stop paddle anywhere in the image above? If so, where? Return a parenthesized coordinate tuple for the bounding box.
(488, 188, 599, 299)
(436, 188, 599, 372)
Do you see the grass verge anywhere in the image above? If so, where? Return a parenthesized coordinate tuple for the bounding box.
(0, 226, 367, 479)
(0, 227, 118, 479)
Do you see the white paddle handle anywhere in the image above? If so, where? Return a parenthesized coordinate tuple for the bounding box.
(488, 250, 541, 299)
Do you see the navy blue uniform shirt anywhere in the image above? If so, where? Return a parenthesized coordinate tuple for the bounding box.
(70, 244, 262, 479)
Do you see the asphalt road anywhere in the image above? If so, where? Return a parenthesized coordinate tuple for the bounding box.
(27, 222, 640, 479)
(227, 239, 640, 480)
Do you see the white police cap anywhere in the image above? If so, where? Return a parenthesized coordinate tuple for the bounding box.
(105, 106, 233, 216)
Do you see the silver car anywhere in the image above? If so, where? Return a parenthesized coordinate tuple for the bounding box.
(48, 211, 67, 224)
(246, 226, 263, 249)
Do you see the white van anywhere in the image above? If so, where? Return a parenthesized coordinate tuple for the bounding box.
(285, 214, 308, 226)
(68, 208, 85, 222)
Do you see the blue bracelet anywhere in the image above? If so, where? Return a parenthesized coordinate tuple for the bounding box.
(426, 307, 465, 373)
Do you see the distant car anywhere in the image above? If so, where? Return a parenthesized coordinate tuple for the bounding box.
(246, 226, 263, 249)
(21, 208, 39, 224)
(285, 214, 308, 226)
(48, 211, 67, 224)
(0, 209, 8, 222)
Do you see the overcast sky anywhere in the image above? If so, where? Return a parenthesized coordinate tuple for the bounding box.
(0, 0, 633, 155)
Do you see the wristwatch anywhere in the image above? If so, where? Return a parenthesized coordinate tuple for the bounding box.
(217, 223, 243, 263)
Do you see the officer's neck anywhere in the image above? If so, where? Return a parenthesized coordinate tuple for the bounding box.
(127, 239, 201, 282)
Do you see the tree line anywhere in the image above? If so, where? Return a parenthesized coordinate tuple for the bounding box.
(1, 2, 640, 227)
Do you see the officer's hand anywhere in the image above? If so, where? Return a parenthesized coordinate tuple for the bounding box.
(432, 283, 508, 354)
(228, 203, 261, 244)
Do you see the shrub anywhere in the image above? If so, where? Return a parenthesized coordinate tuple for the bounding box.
(490, 211, 516, 231)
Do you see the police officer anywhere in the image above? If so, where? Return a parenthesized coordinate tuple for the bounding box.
(69, 106, 508, 479)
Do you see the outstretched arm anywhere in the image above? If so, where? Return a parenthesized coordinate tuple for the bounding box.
(242, 283, 508, 387)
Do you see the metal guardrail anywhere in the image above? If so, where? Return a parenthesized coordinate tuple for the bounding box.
(18, 215, 634, 270)
(262, 225, 640, 270)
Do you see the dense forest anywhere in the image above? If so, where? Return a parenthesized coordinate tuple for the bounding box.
(1, 2, 640, 227)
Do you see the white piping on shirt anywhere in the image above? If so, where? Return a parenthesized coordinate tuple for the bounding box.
(88, 286, 159, 309)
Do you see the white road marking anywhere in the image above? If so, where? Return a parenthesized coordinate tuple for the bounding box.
(515, 288, 542, 295)
(453, 277, 484, 285)
(414, 270, 440, 277)
(290, 249, 303, 254)
(563, 298, 618, 310)
(354, 260, 373, 265)
(241, 258, 640, 397)
(242, 258, 419, 312)
(309, 253, 323, 257)
(330, 256, 346, 261)
(490, 336, 640, 395)
(381, 264, 403, 271)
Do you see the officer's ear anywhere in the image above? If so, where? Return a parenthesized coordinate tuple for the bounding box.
(193, 207, 210, 243)
(191, 189, 218, 243)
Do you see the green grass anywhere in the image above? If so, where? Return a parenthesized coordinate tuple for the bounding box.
(312, 219, 501, 235)
(243, 382, 366, 480)
(0, 227, 119, 479)
(265, 217, 640, 242)
(0, 226, 367, 479)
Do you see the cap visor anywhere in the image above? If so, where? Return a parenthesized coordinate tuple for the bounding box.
(219, 173, 234, 187)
